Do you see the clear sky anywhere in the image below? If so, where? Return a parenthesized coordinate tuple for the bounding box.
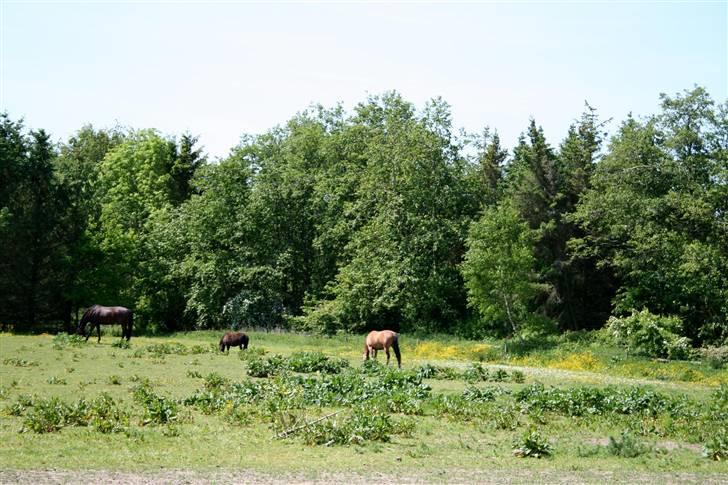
(2, 1, 726, 159)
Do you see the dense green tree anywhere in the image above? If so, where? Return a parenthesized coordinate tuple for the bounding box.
(54, 126, 124, 322)
(306, 94, 474, 333)
(461, 202, 542, 337)
(572, 87, 728, 344)
(0, 120, 67, 327)
(93, 129, 204, 331)
(468, 128, 508, 208)
(504, 108, 611, 331)
(164, 149, 256, 328)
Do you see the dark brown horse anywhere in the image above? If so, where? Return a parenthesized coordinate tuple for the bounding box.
(220, 331, 249, 352)
(363, 330, 401, 368)
(77, 305, 133, 343)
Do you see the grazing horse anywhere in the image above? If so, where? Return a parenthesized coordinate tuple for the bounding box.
(220, 331, 249, 352)
(363, 330, 401, 368)
(77, 305, 133, 343)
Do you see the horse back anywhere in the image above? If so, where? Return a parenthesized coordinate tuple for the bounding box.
(366, 330, 398, 349)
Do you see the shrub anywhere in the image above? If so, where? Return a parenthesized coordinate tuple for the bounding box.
(111, 339, 131, 349)
(22, 397, 69, 433)
(133, 382, 179, 425)
(52, 333, 86, 349)
(300, 406, 411, 446)
(703, 429, 728, 461)
(287, 352, 349, 374)
(491, 403, 520, 430)
(107, 375, 122, 385)
(463, 363, 490, 382)
(606, 309, 692, 359)
(82, 393, 130, 433)
(247, 355, 286, 378)
(511, 370, 526, 383)
(8, 394, 37, 416)
(462, 386, 504, 403)
(144, 342, 188, 357)
(203, 372, 229, 391)
(607, 431, 651, 458)
(512, 428, 553, 458)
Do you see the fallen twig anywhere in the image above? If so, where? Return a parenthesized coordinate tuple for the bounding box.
(277, 410, 342, 438)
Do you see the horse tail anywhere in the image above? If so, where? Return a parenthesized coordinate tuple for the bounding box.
(363, 341, 370, 360)
(242, 334, 249, 349)
(392, 333, 401, 368)
(219, 335, 225, 352)
(127, 310, 133, 340)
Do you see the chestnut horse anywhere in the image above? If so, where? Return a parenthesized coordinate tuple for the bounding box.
(363, 330, 401, 368)
(77, 305, 133, 343)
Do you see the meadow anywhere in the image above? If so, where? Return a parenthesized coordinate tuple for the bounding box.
(0, 330, 727, 483)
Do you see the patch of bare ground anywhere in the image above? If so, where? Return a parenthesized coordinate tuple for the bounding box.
(1, 469, 727, 484)
(584, 438, 703, 453)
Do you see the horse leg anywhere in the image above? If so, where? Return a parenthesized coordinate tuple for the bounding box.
(386, 347, 392, 366)
(373, 349, 378, 360)
(83, 323, 90, 342)
(97, 323, 102, 343)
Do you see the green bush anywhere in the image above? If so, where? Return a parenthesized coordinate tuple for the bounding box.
(512, 428, 552, 458)
(111, 339, 131, 349)
(703, 429, 728, 461)
(607, 431, 651, 457)
(606, 309, 692, 359)
(52, 332, 86, 349)
(300, 406, 413, 446)
(133, 382, 180, 425)
(287, 351, 349, 374)
(22, 397, 69, 433)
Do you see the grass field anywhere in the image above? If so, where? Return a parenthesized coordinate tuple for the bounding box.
(1, 330, 726, 483)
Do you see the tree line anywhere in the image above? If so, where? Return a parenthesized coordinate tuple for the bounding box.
(1, 86, 725, 345)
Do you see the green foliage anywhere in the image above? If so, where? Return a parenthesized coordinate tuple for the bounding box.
(299, 405, 414, 446)
(461, 386, 504, 402)
(462, 202, 545, 337)
(286, 351, 349, 374)
(572, 87, 728, 345)
(512, 428, 553, 458)
(3, 358, 38, 367)
(606, 309, 692, 359)
(703, 429, 728, 461)
(607, 431, 652, 458)
(52, 333, 86, 349)
(514, 383, 696, 419)
(19, 394, 130, 434)
(247, 355, 287, 378)
(133, 382, 180, 425)
(111, 339, 131, 349)
(416, 363, 461, 380)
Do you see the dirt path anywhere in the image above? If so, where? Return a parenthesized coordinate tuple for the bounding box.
(2, 469, 727, 484)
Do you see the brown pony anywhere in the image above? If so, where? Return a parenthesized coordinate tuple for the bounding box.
(220, 331, 249, 352)
(363, 330, 401, 368)
(77, 305, 133, 343)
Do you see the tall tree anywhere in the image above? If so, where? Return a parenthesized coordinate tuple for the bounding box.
(573, 87, 728, 344)
(0, 120, 67, 327)
(461, 202, 542, 337)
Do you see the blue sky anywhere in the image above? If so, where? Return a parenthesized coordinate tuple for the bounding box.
(2, 1, 726, 159)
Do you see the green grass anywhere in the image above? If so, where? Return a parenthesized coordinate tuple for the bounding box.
(0, 330, 726, 478)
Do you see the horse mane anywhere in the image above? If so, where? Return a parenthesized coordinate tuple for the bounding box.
(80, 305, 96, 323)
